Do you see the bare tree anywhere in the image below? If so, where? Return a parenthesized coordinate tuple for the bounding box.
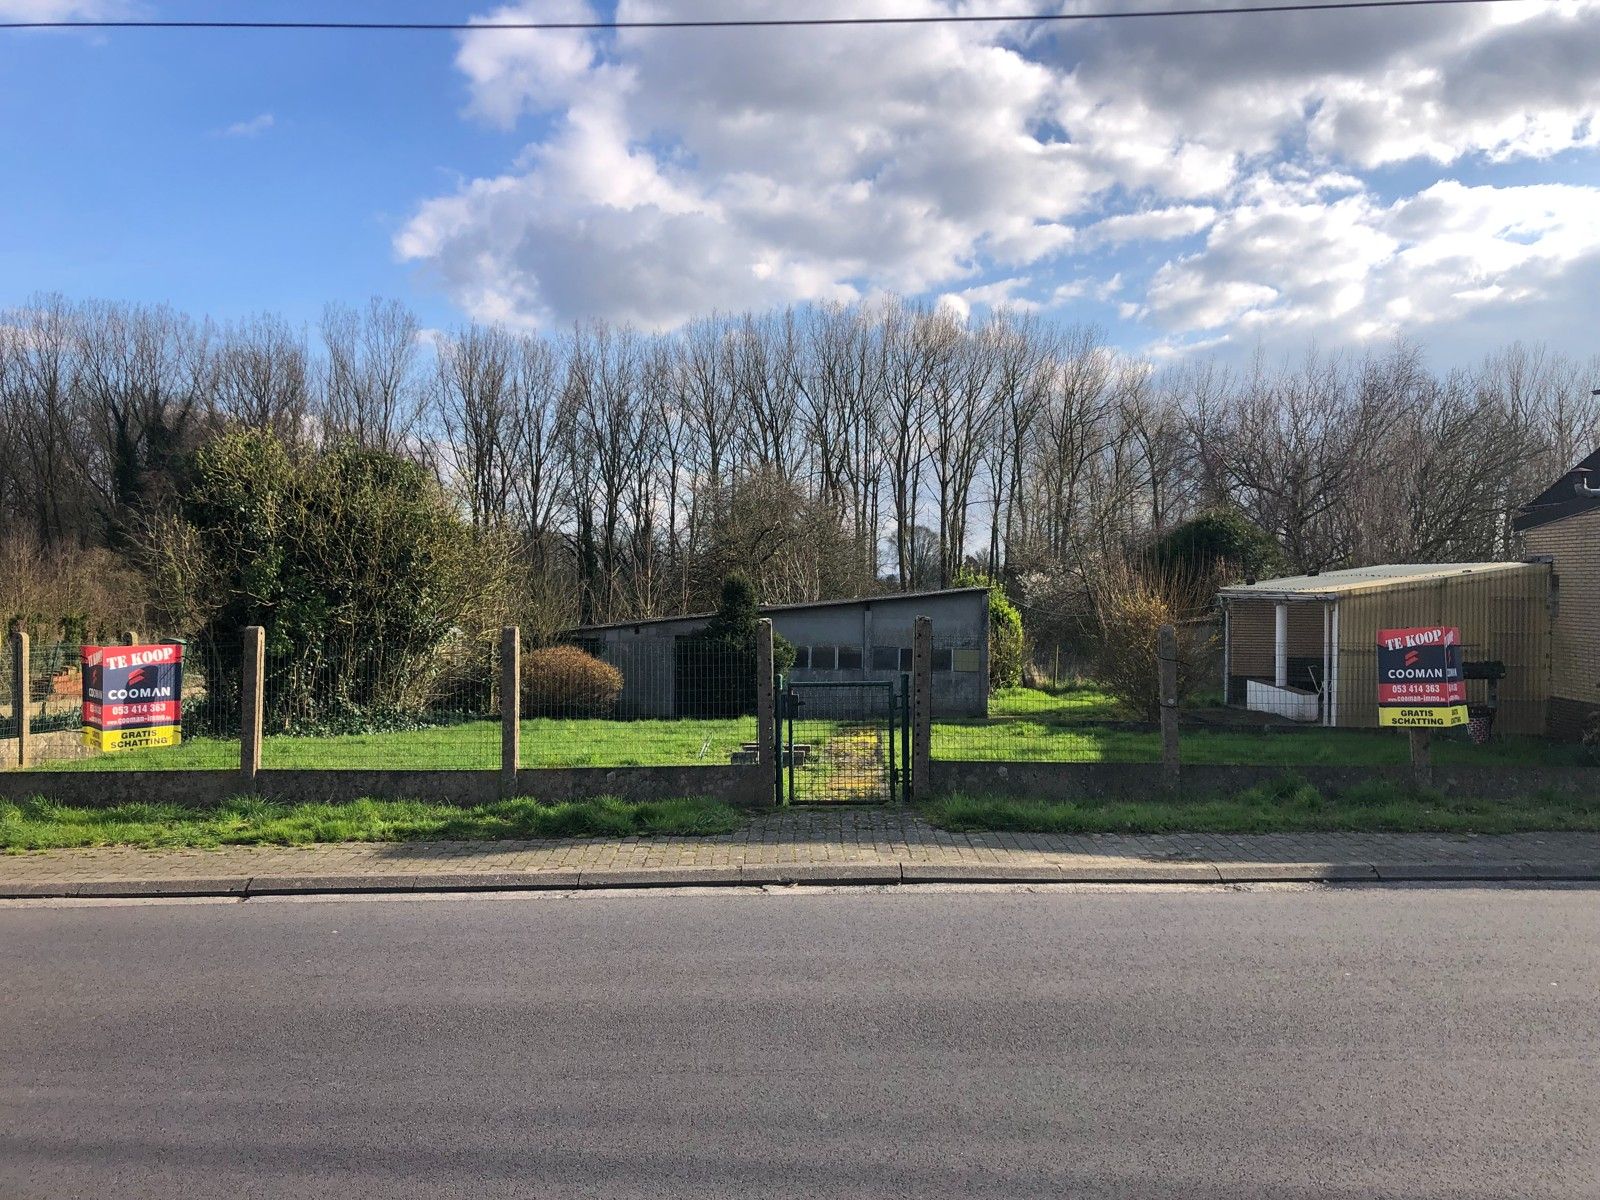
(879, 300, 939, 586)
(320, 298, 425, 455)
(433, 324, 518, 528)
(73, 299, 213, 537)
(924, 311, 998, 586)
(216, 313, 312, 438)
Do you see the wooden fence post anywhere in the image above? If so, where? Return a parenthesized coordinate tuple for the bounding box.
(11, 630, 28, 769)
(912, 616, 932, 801)
(241, 626, 264, 787)
(1158, 623, 1180, 788)
(755, 619, 775, 774)
(501, 626, 521, 797)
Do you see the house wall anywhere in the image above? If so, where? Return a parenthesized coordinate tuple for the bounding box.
(1331, 565, 1552, 735)
(1522, 510, 1600, 738)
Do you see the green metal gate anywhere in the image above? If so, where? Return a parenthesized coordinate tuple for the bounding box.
(774, 676, 909, 805)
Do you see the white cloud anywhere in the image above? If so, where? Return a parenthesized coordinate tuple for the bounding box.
(1088, 206, 1217, 246)
(399, 0, 1600, 348)
(1141, 176, 1600, 349)
(221, 112, 274, 138)
(401, 0, 1113, 329)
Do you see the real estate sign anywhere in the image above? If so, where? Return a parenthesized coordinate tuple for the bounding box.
(1376, 626, 1466, 728)
(82, 643, 184, 751)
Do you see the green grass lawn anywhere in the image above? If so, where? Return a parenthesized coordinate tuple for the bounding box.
(922, 775, 1600, 835)
(11, 686, 1586, 772)
(24, 716, 758, 772)
(520, 717, 756, 766)
(935, 687, 1586, 766)
(0, 794, 744, 851)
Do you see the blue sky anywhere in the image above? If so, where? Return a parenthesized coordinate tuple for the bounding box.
(0, 2, 521, 328)
(3, 0, 1599, 365)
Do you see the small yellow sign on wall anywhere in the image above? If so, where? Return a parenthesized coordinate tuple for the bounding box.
(84, 725, 184, 752)
(1378, 705, 1468, 729)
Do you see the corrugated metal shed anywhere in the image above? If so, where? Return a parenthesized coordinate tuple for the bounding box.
(1218, 562, 1532, 601)
(1220, 561, 1553, 735)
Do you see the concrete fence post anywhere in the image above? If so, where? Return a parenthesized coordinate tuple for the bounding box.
(501, 626, 521, 797)
(755, 619, 775, 773)
(1158, 623, 1180, 788)
(11, 630, 29, 769)
(1409, 729, 1432, 790)
(240, 626, 265, 787)
(912, 616, 932, 801)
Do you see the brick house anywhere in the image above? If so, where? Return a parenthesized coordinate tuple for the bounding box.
(1514, 448, 1600, 739)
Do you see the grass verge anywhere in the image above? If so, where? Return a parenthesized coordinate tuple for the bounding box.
(921, 775, 1600, 835)
(0, 794, 744, 852)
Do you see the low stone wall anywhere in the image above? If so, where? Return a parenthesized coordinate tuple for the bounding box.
(0, 770, 238, 807)
(517, 765, 770, 806)
(927, 761, 1599, 800)
(0, 730, 96, 769)
(0, 765, 772, 808)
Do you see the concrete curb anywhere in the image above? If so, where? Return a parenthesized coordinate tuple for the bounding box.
(4, 860, 1599, 899)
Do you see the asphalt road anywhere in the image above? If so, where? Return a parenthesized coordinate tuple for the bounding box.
(2, 883, 1597, 1199)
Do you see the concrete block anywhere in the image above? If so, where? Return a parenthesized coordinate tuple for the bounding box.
(419, 871, 580, 891)
(577, 866, 744, 889)
(1213, 862, 1379, 883)
(244, 874, 419, 895)
(0, 881, 76, 898)
(900, 862, 1064, 883)
(1524, 862, 1600, 881)
(1370, 861, 1536, 882)
(739, 862, 903, 886)
(73, 877, 252, 897)
(1055, 862, 1224, 883)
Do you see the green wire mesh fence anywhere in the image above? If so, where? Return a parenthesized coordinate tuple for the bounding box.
(258, 634, 500, 771)
(522, 636, 757, 768)
(9, 637, 242, 771)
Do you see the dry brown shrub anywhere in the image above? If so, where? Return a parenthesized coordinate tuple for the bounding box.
(1, 534, 148, 643)
(521, 645, 624, 717)
(1088, 558, 1219, 721)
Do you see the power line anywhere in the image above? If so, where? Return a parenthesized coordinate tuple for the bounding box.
(0, 0, 1540, 33)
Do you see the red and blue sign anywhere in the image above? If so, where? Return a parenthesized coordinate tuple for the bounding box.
(83, 643, 184, 751)
(1377, 626, 1466, 728)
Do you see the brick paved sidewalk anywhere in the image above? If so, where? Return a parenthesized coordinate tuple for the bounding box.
(4, 809, 1600, 897)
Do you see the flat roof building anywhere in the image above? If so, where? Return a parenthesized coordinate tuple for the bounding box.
(569, 586, 991, 718)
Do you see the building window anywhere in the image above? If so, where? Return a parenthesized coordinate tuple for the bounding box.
(870, 646, 900, 671)
(952, 648, 981, 673)
(792, 645, 810, 670)
(932, 647, 953, 672)
(837, 645, 863, 671)
(810, 645, 837, 671)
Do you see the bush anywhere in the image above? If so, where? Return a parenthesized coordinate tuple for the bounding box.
(522, 645, 623, 717)
(1088, 558, 1217, 720)
(955, 566, 1023, 691)
(145, 430, 513, 733)
(678, 575, 795, 716)
(1582, 713, 1600, 766)
(1144, 508, 1286, 584)
(1, 534, 149, 646)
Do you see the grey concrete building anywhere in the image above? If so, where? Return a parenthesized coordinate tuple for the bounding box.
(569, 587, 990, 717)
